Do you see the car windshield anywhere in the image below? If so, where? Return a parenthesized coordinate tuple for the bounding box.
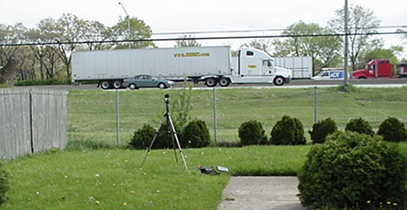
(314, 71, 326, 76)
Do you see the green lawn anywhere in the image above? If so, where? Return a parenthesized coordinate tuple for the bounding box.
(1, 146, 309, 209)
(2, 85, 407, 209)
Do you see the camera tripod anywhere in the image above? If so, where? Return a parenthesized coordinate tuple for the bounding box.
(140, 94, 188, 170)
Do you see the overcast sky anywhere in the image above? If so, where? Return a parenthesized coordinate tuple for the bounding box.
(1, 0, 406, 55)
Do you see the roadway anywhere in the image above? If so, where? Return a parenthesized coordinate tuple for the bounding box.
(30, 78, 407, 91)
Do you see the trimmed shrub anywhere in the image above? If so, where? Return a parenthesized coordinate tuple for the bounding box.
(377, 117, 407, 142)
(238, 120, 267, 146)
(345, 117, 374, 136)
(0, 162, 9, 205)
(156, 121, 182, 149)
(181, 119, 211, 148)
(129, 123, 183, 150)
(298, 131, 407, 209)
(308, 117, 338, 144)
(128, 124, 156, 149)
(270, 115, 306, 145)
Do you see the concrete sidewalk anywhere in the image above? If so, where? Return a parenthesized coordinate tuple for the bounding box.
(217, 176, 307, 210)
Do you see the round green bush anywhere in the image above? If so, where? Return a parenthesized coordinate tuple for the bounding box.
(0, 162, 9, 205)
(308, 117, 337, 144)
(377, 117, 407, 142)
(298, 131, 407, 209)
(128, 124, 156, 149)
(129, 122, 182, 150)
(181, 119, 211, 148)
(345, 117, 374, 136)
(270, 115, 306, 145)
(238, 120, 267, 146)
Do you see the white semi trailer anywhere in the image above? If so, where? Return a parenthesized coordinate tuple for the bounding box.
(273, 56, 313, 79)
(71, 46, 292, 89)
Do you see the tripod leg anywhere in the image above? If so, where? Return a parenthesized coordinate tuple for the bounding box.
(171, 134, 179, 163)
(168, 116, 188, 170)
(140, 117, 165, 168)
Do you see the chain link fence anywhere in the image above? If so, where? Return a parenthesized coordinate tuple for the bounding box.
(67, 86, 407, 146)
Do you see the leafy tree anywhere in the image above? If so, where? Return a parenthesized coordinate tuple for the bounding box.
(358, 38, 403, 68)
(111, 16, 156, 49)
(174, 35, 201, 48)
(271, 21, 342, 70)
(328, 4, 381, 71)
(171, 79, 193, 130)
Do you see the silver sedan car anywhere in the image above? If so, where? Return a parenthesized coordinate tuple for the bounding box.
(122, 74, 175, 89)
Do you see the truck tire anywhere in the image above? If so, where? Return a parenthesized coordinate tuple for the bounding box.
(113, 80, 122, 89)
(205, 78, 218, 87)
(158, 83, 166, 89)
(219, 78, 231, 87)
(100, 81, 111, 89)
(273, 76, 285, 86)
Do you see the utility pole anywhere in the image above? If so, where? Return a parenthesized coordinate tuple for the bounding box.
(118, 2, 131, 49)
(343, 0, 349, 91)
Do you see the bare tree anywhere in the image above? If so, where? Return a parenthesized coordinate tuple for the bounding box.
(397, 26, 407, 44)
(241, 38, 273, 55)
(0, 58, 19, 85)
(174, 35, 201, 48)
(328, 4, 381, 71)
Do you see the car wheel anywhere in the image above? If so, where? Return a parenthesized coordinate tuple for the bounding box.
(100, 81, 111, 89)
(113, 80, 122, 89)
(205, 78, 218, 87)
(129, 83, 137, 90)
(273, 76, 285, 86)
(219, 78, 230, 87)
(158, 83, 167, 89)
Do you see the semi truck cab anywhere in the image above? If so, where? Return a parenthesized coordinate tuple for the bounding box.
(352, 59, 393, 79)
(231, 48, 292, 86)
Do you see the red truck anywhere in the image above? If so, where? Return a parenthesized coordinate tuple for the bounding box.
(352, 59, 407, 79)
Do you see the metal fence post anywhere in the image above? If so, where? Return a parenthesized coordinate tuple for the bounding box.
(213, 87, 217, 144)
(314, 86, 317, 124)
(115, 89, 120, 146)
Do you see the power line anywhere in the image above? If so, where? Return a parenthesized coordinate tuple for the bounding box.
(152, 25, 407, 36)
(0, 31, 406, 47)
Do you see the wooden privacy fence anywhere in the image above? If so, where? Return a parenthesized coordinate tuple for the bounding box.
(0, 88, 67, 160)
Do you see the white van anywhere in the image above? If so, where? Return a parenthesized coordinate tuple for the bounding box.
(312, 68, 348, 80)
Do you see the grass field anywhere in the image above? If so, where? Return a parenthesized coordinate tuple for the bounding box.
(1, 85, 407, 209)
(68, 85, 407, 146)
(1, 146, 309, 209)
